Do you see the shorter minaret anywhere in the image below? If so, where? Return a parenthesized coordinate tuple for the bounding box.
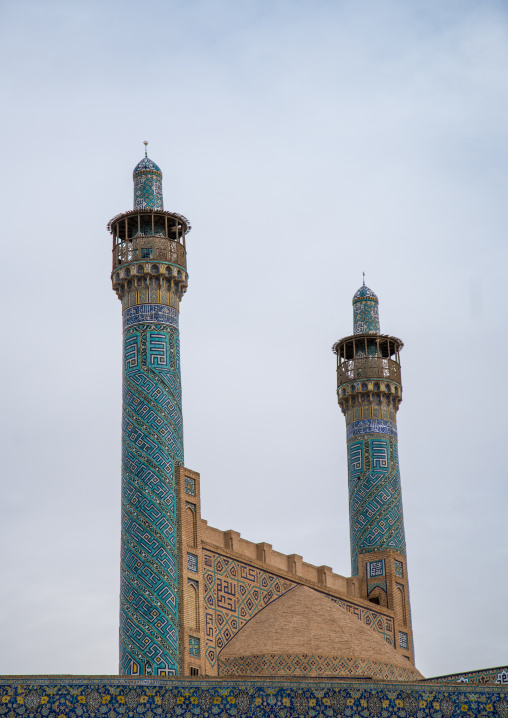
(332, 282, 415, 663)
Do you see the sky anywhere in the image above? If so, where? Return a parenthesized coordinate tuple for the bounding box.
(0, 0, 507, 679)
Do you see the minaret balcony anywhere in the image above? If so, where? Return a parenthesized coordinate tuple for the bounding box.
(108, 209, 190, 272)
(332, 333, 403, 389)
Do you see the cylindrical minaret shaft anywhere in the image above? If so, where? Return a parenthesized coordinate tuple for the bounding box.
(109, 151, 191, 676)
(333, 283, 415, 662)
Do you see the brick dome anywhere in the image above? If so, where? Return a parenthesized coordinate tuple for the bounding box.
(218, 585, 423, 681)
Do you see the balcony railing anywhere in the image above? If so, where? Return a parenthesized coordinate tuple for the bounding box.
(337, 357, 401, 387)
(113, 237, 186, 270)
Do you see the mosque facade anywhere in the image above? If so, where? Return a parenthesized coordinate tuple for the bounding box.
(106, 151, 422, 681)
(1, 151, 507, 717)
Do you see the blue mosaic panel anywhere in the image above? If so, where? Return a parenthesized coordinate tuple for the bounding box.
(189, 636, 200, 656)
(395, 559, 404, 577)
(123, 303, 179, 330)
(120, 313, 183, 677)
(1, 676, 507, 718)
(347, 418, 398, 440)
(399, 631, 409, 649)
(185, 476, 196, 496)
(368, 560, 385, 578)
(348, 432, 406, 576)
(353, 284, 380, 335)
(187, 553, 198, 572)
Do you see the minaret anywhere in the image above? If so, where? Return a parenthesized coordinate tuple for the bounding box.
(332, 282, 415, 663)
(108, 145, 191, 676)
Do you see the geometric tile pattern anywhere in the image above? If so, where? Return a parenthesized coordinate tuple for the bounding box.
(202, 550, 397, 671)
(2, 676, 507, 718)
(353, 284, 380, 335)
(368, 560, 385, 577)
(133, 156, 163, 211)
(218, 653, 420, 681)
(202, 550, 297, 671)
(120, 315, 183, 677)
(348, 428, 406, 575)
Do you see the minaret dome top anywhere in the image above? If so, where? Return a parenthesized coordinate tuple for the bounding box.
(133, 156, 163, 176)
(352, 281, 380, 335)
(352, 284, 378, 302)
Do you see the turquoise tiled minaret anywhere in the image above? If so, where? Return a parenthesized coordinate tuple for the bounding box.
(332, 283, 415, 661)
(108, 147, 191, 676)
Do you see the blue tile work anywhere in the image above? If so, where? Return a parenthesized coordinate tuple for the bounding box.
(189, 636, 200, 656)
(1, 676, 507, 718)
(117, 154, 185, 676)
(348, 429, 406, 575)
(347, 418, 398, 440)
(429, 665, 508, 686)
(123, 304, 179, 330)
(368, 560, 385, 577)
(120, 317, 183, 676)
(133, 155, 163, 211)
(353, 283, 380, 335)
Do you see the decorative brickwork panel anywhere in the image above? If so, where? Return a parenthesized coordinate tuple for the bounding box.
(1, 677, 506, 718)
(325, 595, 395, 647)
(218, 653, 419, 681)
(202, 550, 297, 670)
(120, 313, 183, 677)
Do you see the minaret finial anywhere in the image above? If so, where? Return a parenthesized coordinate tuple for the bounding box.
(143, 140, 148, 157)
(362, 271, 365, 286)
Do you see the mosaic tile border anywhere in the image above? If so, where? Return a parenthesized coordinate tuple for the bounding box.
(347, 419, 398, 440)
(0, 677, 506, 718)
(428, 665, 508, 686)
(123, 304, 179, 330)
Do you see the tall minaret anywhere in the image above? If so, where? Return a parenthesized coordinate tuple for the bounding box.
(108, 145, 191, 676)
(332, 282, 415, 663)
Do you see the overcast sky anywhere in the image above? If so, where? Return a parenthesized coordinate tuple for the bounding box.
(1, 0, 507, 679)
